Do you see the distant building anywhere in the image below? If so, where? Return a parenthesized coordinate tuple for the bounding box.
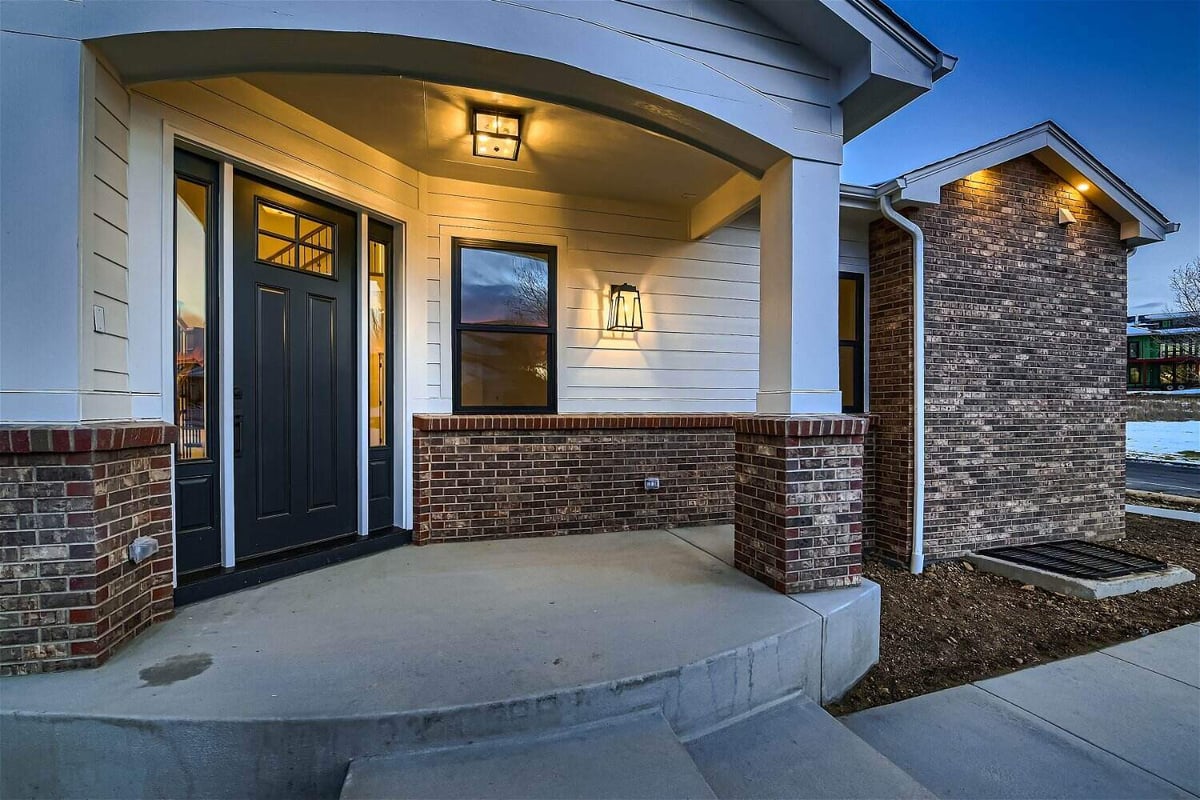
(1127, 311, 1200, 390)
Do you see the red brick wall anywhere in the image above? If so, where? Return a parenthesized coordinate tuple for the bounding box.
(0, 424, 175, 674)
(413, 415, 733, 543)
(868, 155, 1127, 563)
(867, 217, 916, 563)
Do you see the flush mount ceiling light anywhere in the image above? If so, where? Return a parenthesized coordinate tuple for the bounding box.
(1076, 182, 1090, 192)
(607, 283, 644, 332)
(472, 108, 522, 161)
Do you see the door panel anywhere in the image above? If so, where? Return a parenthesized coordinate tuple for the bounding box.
(254, 283, 291, 519)
(234, 173, 357, 560)
(306, 293, 338, 511)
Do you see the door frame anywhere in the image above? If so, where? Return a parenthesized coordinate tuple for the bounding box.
(159, 123, 411, 572)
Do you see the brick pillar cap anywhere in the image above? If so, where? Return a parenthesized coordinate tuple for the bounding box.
(0, 422, 177, 454)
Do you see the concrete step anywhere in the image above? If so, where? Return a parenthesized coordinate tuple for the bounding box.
(684, 695, 935, 799)
(340, 711, 716, 800)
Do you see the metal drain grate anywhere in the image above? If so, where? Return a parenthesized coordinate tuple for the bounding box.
(977, 540, 1171, 580)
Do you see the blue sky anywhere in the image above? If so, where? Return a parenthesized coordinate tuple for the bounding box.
(843, 0, 1199, 315)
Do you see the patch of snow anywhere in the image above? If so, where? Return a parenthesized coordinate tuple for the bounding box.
(1127, 420, 1200, 464)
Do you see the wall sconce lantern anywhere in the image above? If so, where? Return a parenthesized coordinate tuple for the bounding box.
(472, 108, 522, 161)
(607, 283, 644, 331)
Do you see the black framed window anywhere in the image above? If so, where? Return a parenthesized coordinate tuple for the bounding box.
(838, 272, 865, 413)
(1128, 341, 1140, 358)
(452, 238, 556, 413)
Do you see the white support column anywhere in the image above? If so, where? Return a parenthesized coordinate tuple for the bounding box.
(0, 33, 85, 423)
(756, 157, 843, 414)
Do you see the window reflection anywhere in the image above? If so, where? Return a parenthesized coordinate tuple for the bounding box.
(175, 178, 209, 460)
(368, 239, 388, 447)
(459, 248, 549, 326)
(459, 331, 550, 408)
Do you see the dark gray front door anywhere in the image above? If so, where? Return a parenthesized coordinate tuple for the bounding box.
(233, 173, 357, 560)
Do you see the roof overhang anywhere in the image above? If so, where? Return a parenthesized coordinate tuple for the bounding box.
(747, 0, 956, 141)
(841, 121, 1179, 247)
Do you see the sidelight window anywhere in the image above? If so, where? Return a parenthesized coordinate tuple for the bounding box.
(452, 239, 556, 413)
(368, 237, 389, 446)
(174, 176, 213, 460)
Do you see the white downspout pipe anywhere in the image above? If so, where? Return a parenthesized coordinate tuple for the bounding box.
(878, 194, 926, 574)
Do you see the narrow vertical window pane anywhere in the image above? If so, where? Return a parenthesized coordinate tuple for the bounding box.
(839, 345, 858, 412)
(838, 275, 863, 412)
(368, 239, 388, 447)
(175, 178, 209, 460)
(838, 277, 859, 340)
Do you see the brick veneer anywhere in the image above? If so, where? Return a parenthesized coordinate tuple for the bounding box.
(0, 423, 176, 675)
(413, 414, 734, 543)
(868, 155, 1127, 563)
(733, 415, 868, 593)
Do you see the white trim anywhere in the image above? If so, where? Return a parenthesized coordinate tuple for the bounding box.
(394, 218, 414, 529)
(357, 212, 370, 537)
(218, 159, 236, 569)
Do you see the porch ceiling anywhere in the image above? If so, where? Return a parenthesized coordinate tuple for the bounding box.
(242, 73, 741, 208)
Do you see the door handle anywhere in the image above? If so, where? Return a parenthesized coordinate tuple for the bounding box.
(234, 413, 243, 457)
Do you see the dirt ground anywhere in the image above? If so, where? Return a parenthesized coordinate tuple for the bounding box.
(828, 515, 1200, 716)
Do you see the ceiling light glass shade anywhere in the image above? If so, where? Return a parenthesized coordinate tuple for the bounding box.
(472, 109, 522, 161)
(607, 283, 644, 332)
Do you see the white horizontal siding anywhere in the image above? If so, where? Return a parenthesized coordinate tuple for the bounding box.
(84, 58, 132, 413)
(839, 214, 869, 274)
(426, 176, 761, 412)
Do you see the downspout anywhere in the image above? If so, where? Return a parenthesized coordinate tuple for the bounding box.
(878, 194, 926, 574)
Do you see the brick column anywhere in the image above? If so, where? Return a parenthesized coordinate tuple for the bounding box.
(0, 423, 176, 675)
(733, 415, 868, 593)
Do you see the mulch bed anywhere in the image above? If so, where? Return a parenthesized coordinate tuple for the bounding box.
(828, 515, 1200, 716)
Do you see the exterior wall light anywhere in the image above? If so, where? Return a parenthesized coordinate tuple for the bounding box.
(472, 108, 522, 161)
(607, 283, 644, 331)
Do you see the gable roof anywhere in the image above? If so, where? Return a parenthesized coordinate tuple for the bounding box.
(844, 121, 1178, 246)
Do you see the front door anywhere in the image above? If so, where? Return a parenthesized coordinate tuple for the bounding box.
(233, 173, 357, 560)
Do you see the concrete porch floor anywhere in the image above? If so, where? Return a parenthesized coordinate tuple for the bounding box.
(1, 525, 879, 799)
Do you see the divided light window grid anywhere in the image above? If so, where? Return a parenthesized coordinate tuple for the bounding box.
(255, 199, 336, 277)
(452, 239, 556, 413)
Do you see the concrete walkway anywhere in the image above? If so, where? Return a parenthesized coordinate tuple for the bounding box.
(843, 623, 1200, 799)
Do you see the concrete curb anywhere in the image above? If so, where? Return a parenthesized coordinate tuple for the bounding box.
(968, 553, 1195, 599)
(1126, 503, 1200, 523)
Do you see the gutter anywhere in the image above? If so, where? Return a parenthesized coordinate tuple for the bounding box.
(878, 193, 926, 574)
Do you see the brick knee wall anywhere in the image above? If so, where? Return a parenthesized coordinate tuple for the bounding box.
(1, 424, 175, 675)
(868, 155, 1127, 562)
(412, 415, 734, 543)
